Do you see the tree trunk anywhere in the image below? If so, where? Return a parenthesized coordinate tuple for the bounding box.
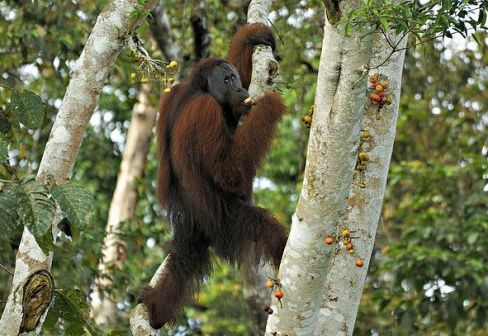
(90, 84, 157, 325)
(149, 4, 181, 62)
(313, 28, 408, 336)
(0, 1, 157, 334)
(264, 2, 375, 335)
(90, 4, 182, 325)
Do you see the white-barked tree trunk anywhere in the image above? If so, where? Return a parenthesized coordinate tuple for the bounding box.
(264, 1, 375, 335)
(314, 23, 408, 336)
(90, 84, 157, 325)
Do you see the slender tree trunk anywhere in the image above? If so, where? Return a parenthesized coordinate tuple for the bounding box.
(90, 84, 157, 325)
(264, 1, 375, 335)
(241, 263, 275, 334)
(0, 1, 157, 334)
(149, 4, 181, 62)
(129, 0, 279, 332)
(313, 27, 408, 336)
(90, 5, 182, 325)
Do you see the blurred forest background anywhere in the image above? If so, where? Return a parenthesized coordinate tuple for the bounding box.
(0, 0, 487, 335)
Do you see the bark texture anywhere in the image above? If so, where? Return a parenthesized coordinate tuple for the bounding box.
(313, 31, 408, 336)
(265, 2, 374, 335)
(0, 0, 157, 333)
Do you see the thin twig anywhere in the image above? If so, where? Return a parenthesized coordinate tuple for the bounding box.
(369, 32, 443, 70)
(0, 263, 14, 277)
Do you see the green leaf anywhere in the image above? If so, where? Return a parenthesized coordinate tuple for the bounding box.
(472, 33, 481, 46)
(467, 232, 479, 245)
(0, 184, 20, 239)
(0, 108, 12, 134)
(45, 289, 95, 335)
(51, 182, 94, 235)
(478, 8, 486, 25)
(8, 90, 45, 129)
(16, 176, 56, 237)
(0, 137, 7, 163)
(36, 229, 54, 254)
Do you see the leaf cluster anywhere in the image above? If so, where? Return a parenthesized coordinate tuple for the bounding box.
(344, 0, 487, 46)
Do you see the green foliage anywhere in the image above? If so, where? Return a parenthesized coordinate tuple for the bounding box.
(8, 90, 45, 129)
(51, 181, 95, 241)
(44, 289, 95, 336)
(0, 108, 11, 134)
(345, 0, 487, 45)
(0, 183, 20, 239)
(0, 176, 95, 248)
(356, 33, 488, 334)
(15, 176, 56, 237)
(0, 137, 7, 163)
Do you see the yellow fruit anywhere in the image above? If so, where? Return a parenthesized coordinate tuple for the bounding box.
(342, 229, 350, 237)
(360, 130, 370, 139)
(266, 279, 274, 288)
(359, 151, 369, 161)
(164, 87, 171, 93)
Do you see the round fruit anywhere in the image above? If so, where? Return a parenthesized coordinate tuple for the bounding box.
(164, 87, 171, 93)
(385, 97, 393, 105)
(349, 249, 355, 254)
(303, 115, 312, 123)
(346, 243, 353, 250)
(360, 130, 370, 139)
(369, 76, 377, 84)
(380, 80, 388, 88)
(140, 77, 149, 83)
(266, 279, 274, 288)
(375, 84, 384, 92)
(370, 93, 381, 102)
(274, 289, 284, 299)
(378, 91, 385, 98)
(359, 152, 369, 161)
(325, 236, 334, 245)
(355, 258, 364, 267)
(342, 229, 350, 237)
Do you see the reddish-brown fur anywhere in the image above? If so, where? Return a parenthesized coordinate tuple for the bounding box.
(139, 24, 287, 329)
(228, 23, 276, 90)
